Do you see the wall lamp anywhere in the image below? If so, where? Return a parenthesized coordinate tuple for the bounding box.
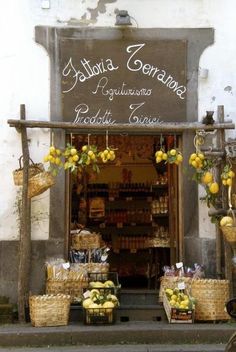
(115, 10, 132, 26)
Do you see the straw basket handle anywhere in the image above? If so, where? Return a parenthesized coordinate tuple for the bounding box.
(18, 155, 37, 169)
(18, 156, 41, 170)
(227, 185, 236, 225)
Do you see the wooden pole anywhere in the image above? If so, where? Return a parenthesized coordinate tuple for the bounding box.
(17, 104, 31, 323)
(215, 106, 225, 279)
(7, 119, 235, 133)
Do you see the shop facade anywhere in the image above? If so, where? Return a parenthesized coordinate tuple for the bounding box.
(1, 1, 236, 306)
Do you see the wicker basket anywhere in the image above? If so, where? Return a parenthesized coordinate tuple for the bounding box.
(71, 231, 101, 250)
(13, 157, 44, 186)
(159, 276, 192, 302)
(46, 279, 88, 302)
(29, 294, 71, 327)
(28, 171, 55, 198)
(221, 226, 236, 244)
(191, 279, 230, 321)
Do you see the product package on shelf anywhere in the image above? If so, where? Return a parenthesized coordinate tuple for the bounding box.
(45, 258, 88, 303)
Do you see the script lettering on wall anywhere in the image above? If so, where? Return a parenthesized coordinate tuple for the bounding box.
(60, 39, 187, 125)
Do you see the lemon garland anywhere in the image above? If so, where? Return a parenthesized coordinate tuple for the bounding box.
(189, 134, 219, 208)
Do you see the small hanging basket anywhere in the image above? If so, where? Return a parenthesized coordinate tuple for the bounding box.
(220, 187, 236, 244)
(28, 171, 55, 198)
(13, 156, 44, 186)
(221, 225, 236, 244)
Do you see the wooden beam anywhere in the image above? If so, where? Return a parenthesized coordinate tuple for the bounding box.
(17, 104, 31, 323)
(7, 119, 235, 133)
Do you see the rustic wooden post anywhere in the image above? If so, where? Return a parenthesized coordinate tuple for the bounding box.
(17, 104, 31, 323)
(216, 106, 232, 285)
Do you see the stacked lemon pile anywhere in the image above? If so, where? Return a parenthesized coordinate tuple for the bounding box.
(165, 287, 195, 310)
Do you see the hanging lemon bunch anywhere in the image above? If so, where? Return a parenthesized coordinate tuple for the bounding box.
(99, 131, 117, 164)
(64, 144, 80, 172)
(79, 144, 100, 173)
(167, 148, 183, 165)
(99, 147, 116, 163)
(189, 132, 219, 207)
(221, 163, 235, 187)
(155, 136, 183, 166)
(43, 145, 63, 176)
(155, 149, 168, 163)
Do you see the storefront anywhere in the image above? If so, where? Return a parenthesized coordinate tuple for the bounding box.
(8, 25, 236, 319)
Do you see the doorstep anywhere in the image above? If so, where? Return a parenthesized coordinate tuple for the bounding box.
(0, 321, 235, 347)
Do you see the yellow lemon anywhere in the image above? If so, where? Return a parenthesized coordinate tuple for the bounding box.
(209, 182, 219, 194)
(170, 149, 177, 156)
(177, 154, 183, 162)
(56, 149, 61, 156)
(68, 156, 74, 163)
(55, 157, 61, 165)
(198, 153, 205, 160)
(43, 155, 49, 162)
(191, 160, 197, 168)
(156, 150, 163, 157)
(222, 179, 227, 186)
(49, 146, 56, 154)
(88, 150, 94, 157)
(82, 145, 87, 152)
(226, 178, 232, 186)
(229, 170, 235, 178)
(190, 153, 197, 160)
(72, 155, 79, 162)
(70, 148, 77, 156)
(202, 171, 213, 185)
(162, 153, 168, 160)
(220, 216, 233, 227)
(170, 294, 178, 301)
(104, 149, 109, 156)
(156, 156, 162, 163)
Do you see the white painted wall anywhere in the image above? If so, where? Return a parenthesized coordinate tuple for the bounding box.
(0, 0, 235, 240)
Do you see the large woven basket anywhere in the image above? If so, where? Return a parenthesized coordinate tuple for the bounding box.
(191, 279, 230, 321)
(13, 157, 44, 186)
(29, 294, 71, 327)
(159, 276, 192, 302)
(28, 171, 55, 198)
(46, 279, 88, 302)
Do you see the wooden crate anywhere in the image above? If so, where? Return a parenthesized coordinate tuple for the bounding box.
(83, 308, 116, 325)
(163, 293, 194, 324)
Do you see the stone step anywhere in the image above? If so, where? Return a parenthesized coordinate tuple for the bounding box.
(69, 303, 167, 323)
(120, 289, 159, 305)
(117, 304, 167, 322)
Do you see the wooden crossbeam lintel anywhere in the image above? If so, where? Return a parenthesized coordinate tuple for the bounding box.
(7, 119, 235, 133)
